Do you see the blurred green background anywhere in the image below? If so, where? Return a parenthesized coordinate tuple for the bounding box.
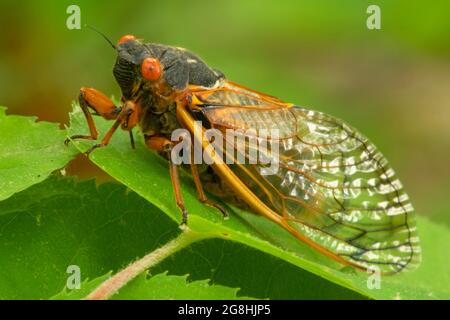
(0, 0, 449, 227)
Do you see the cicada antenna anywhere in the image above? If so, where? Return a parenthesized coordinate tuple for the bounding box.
(85, 24, 116, 49)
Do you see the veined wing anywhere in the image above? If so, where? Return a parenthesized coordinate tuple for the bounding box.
(191, 83, 421, 274)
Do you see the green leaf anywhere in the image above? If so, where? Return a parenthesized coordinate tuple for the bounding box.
(0, 107, 79, 202)
(0, 176, 179, 299)
(151, 238, 365, 300)
(54, 272, 251, 300)
(117, 272, 250, 300)
(0, 176, 361, 300)
(67, 103, 450, 299)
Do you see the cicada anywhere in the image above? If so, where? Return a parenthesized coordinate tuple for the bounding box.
(67, 34, 421, 274)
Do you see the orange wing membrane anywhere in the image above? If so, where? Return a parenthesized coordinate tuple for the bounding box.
(185, 81, 421, 274)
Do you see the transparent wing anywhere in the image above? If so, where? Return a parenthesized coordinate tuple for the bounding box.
(194, 84, 421, 274)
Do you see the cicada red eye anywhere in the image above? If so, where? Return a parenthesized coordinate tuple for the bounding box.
(141, 58, 161, 81)
(117, 34, 136, 45)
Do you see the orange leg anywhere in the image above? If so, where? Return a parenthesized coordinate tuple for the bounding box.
(146, 134, 228, 222)
(84, 101, 139, 155)
(65, 87, 120, 144)
(169, 156, 188, 225)
(84, 118, 121, 156)
(146, 135, 188, 224)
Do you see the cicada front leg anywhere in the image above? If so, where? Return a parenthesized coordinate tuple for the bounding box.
(84, 100, 139, 156)
(83, 118, 121, 156)
(65, 87, 121, 145)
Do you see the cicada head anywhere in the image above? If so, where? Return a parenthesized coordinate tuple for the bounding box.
(114, 35, 225, 101)
(113, 35, 148, 100)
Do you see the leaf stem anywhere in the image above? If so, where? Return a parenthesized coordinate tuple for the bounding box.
(85, 227, 209, 300)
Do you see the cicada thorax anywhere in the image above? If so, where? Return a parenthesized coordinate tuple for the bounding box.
(138, 93, 180, 137)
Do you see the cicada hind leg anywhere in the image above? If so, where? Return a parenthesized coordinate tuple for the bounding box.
(145, 135, 228, 225)
(190, 163, 229, 219)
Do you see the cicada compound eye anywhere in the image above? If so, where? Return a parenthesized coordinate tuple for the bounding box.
(141, 57, 161, 81)
(118, 34, 136, 45)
